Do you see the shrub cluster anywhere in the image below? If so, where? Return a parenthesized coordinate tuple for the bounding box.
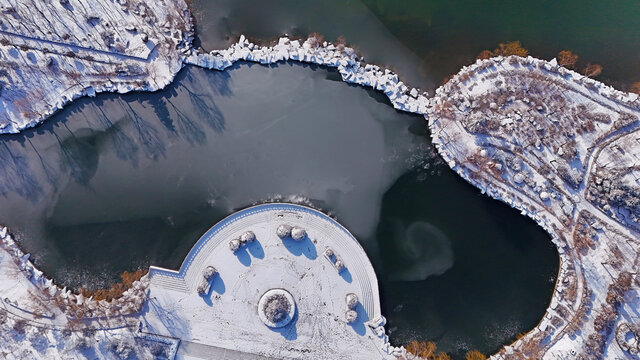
(79, 269, 146, 301)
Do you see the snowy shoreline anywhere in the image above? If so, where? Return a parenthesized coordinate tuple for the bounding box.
(0, 226, 149, 320)
(184, 35, 640, 358)
(185, 35, 430, 115)
(0, 0, 193, 133)
(1, 0, 640, 358)
(429, 55, 640, 359)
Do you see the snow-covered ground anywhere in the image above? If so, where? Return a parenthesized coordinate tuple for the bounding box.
(0, 0, 192, 133)
(0, 203, 403, 360)
(0, 226, 175, 359)
(0, 1, 428, 356)
(429, 55, 640, 359)
(0, 0, 428, 135)
(2, 0, 640, 358)
(144, 203, 398, 360)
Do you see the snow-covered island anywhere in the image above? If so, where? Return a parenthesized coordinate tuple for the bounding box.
(1, 0, 640, 359)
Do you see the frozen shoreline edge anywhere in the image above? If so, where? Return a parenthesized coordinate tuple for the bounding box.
(429, 55, 640, 359)
(3, 9, 640, 357)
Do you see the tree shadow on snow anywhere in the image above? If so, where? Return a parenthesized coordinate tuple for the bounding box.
(281, 235, 317, 260)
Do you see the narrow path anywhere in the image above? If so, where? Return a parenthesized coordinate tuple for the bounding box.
(0, 29, 149, 61)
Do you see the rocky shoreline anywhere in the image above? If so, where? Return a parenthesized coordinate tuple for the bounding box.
(0, 226, 148, 319)
(185, 33, 640, 359)
(429, 55, 640, 359)
(0, 0, 429, 135)
(1, 0, 640, 358)
(185, 35, 430, 115)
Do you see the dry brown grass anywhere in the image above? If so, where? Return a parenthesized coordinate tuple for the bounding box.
(465, 350, 487, 360)
(306, 32, 325, 48)
(79, 269, 145, 301)
(405, 340, 451, 360)
(583, 63, 603, 78)
(477, 50, 493, 60)
(518, 331, 545, 358)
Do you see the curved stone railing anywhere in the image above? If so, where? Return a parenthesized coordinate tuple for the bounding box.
(3, 0, 640, 354)
(147, 202, 405, 358)
(148, 203, 382, 319)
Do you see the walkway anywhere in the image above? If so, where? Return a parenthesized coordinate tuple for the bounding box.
(143, 203, 389, 360)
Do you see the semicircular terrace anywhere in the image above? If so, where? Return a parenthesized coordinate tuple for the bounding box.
(143, 203, 394, 359)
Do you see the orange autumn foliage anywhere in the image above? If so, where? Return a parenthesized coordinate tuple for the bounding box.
(405, 340, 451, 360)
(557, 50, 578, 68)
(477, 41, 529, 59)
(406, 340, 436, 358)
(465, 349, 487, 360)
(79, 269, 146, 301)
(477, 49, 494, 60)
(493, 41, 529, 57)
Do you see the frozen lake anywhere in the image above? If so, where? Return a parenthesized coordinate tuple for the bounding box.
(0, 62, 557, 357)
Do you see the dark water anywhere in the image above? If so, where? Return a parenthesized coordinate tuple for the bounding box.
(378, 170, 557, 354)
(1, 63, 426, 282)
(190, 0, 640, 92)
(0, 61, 557, 357)
(182, 2, 640, 350)
(0, 0, 600, 356)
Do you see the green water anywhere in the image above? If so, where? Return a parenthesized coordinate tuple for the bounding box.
(361, 0, 640, 88)
(191, 0, 640, 91)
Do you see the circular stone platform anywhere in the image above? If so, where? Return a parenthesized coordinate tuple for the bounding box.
(145, 203, 384, 360)
(258, 288, 296, 328)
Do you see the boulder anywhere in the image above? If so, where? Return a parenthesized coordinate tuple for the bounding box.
(290, 226, 306, 241)
(276, 224, 292, 239)
(345, 293, 358, 309)
(345, 309, 358, 323)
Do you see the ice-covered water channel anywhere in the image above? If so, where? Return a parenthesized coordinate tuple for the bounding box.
(0, 62, 557, 357)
